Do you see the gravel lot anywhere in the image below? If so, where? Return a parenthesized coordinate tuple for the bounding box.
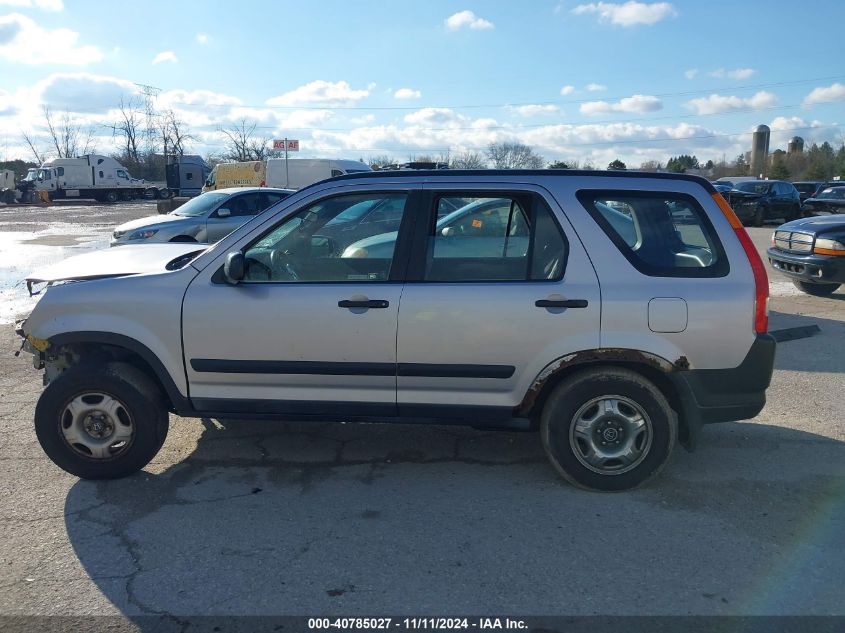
(0, 202, 843, 620)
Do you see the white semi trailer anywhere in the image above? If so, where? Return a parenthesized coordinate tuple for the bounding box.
(27, 155, 160, 203)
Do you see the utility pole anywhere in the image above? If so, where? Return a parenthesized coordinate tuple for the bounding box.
(135, 83, 161, 157)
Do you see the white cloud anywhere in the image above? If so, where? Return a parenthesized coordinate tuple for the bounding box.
(158, 88, 241, 109)
(507, 104, 560, 117)
(152, 50, 177, 64)
(266, 80, 371, 106)
(803, 82, 845, 106)
(445, 10, 494, 31)
(685, 91, 777, 115)
(709, 68, 755, 80)
(196, 33, 209, 44)
(0, 0, 63, 10)
(581, 94, 663, 115)
(560, 85, 575, 95)
(35, 72, 138, 113)
(586, 83, 607, 92)
(684, 69, 698, 79)
(0, 13, 101, 64)
(572, 1, 676, 26)
(394, 88, 421, 100)
(403, 108, 464, 126)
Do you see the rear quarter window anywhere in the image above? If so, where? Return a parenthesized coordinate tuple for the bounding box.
(577, 190, 729, 278)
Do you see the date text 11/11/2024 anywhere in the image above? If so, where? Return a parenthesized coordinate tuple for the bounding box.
(307, 618, 528, 630)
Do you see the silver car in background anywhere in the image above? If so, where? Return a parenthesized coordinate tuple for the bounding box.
(110, 187, 293, 246)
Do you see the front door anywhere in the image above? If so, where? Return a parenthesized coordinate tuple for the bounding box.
(395, 185, 601, 418)
(205, 191, 263, 242)
(182, 188, 418, 415)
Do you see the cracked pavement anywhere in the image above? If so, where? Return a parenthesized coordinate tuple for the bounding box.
(0, 207, 843, 619)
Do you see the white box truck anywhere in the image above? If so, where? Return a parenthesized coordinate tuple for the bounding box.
(266, 158, 371, 189)
(203, 158, 371, 192)
(28, 154, 160, 203)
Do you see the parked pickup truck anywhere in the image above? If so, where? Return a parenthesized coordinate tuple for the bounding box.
(768, 215, 845, 296)
(17, 170, 775, 491)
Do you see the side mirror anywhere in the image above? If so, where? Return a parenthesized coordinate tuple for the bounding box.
(441, 226, 456, 237)
(217, 207, 231, 218)
(224, 251, 244, 284)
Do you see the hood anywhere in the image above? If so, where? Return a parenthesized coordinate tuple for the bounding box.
(727, 190, 765, 201)
(777, 215, 845, 234)
(26, 243, 206, 287)
(114, 213, 193, 234)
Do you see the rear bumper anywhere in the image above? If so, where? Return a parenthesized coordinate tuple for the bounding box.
(669, 334, 776, 448)
(767, 247, 845, 284)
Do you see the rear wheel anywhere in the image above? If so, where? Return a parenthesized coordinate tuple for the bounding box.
(752, 205, 766, 227)
(787, 204, 801, 221)
(169, 235, 197, 243)
(792, 280, 841, 297)
(540, 367, 676, 491)
(34, 363, 169, 479)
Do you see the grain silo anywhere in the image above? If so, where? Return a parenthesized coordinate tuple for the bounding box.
(787, 136, 804, 154)
(750, 124, 770, 177)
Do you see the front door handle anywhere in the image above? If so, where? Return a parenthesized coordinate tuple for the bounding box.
(535, 299, 589, 309)
(338, 299, 389, 309)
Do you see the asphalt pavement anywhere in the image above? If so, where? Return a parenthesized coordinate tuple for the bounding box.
(0, 203, 843, 621)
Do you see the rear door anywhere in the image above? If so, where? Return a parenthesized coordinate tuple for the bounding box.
(395, 184, 601, 417)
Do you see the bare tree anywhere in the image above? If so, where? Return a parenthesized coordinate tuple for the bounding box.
(450, 151, 487, 169)
(367, 154, 394, 169)
(159, 109, 193, 158)
(638, 160, 662, 172)
(43, 106, 95, 158)
(112, 98, 143, 164)
(21, 130, 46, 164)
(219, 119, 270, 162)
(486, 141, 544, 169)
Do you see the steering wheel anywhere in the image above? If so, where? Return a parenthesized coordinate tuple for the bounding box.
(269, 249, 300, 281)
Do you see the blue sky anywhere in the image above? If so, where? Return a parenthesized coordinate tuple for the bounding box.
(1, 0, 843, 167)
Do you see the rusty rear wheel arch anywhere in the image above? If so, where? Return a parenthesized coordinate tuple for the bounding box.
(520, 353, 687, 446)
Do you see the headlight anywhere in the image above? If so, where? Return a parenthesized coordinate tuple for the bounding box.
(814, 237, 845, 256)
(128, 229, 159, 240)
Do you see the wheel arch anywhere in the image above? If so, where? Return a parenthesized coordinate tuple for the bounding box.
(518, 349, 696, 450)
(47, 332, 192, 415)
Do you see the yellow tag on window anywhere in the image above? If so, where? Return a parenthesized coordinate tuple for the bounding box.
(472, 219, 482, 228)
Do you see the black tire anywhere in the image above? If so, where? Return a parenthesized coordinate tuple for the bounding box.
(158, 188, 172, 200)
(104, 190, 119, 204)
(752, 205, 766, 227)
(792, 280, 841, 297)
(540, 367, 676, 491)
(34, 362, 169, 479)
(787, 204, 801, 222)
(169, 235, 197, 243)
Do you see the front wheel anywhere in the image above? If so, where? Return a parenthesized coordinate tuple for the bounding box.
(104, 190, 119, 204)
(792, 280, 841, 297)
(752, 205, 766, 227)
(540, 367, 676, 491)
(34, 363, 169, 479)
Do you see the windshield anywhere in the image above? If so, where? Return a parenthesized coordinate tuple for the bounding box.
(173, 192, 229, 217)
(23, 169, 37, 182)
(818, 187, 845, 200)
(734, 182, 770, 194)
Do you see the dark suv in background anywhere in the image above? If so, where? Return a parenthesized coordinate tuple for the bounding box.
(727, 180, 801, 226)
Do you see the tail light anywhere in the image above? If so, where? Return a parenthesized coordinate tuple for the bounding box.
(712, 193, 769, 334)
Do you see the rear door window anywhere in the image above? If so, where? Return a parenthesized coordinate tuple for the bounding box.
(578, 191, 728, 277)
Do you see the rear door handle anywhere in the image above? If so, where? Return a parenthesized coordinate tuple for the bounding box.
(338, 299, 390, 309)
(535, 299, 589, 309)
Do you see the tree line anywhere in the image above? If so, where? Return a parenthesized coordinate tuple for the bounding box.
(10, 104, 845, 183)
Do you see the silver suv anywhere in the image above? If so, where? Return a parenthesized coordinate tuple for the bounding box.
(17, 171, 776, 491)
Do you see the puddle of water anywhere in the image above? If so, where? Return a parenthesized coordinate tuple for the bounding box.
(0, 228, 110, 325)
